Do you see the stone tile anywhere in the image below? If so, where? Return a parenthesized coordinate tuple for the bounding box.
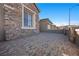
(0, 33, 79, 56)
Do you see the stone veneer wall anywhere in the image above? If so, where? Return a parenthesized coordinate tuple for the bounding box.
(0, 4, 5, 41)
(4, 3, 39, 40)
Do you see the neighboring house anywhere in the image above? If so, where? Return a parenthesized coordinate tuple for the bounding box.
(51, 24, 58, 30)
(0, 3, 40, 41)
(39, 18, 54, 32)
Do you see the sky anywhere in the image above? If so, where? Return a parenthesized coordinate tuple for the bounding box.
(36, 3, 79, 26)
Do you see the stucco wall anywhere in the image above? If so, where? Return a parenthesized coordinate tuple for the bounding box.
(39, 21, 48, 32)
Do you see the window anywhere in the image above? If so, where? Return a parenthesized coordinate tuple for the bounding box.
(24, 12, 32, 27)
(28, 14, 32, 27)
(22, 4, 36, 29)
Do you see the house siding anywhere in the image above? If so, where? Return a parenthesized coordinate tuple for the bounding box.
(0, 3, 39, 41)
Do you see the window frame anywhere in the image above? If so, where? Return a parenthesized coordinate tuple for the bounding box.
(21, 4, 36, 29)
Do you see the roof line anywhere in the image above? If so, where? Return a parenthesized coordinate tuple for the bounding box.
(34, 3, 40, 13)
(40, 18, 53, 24)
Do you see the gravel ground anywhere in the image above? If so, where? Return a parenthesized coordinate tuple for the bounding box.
(0, 33, 79, 56)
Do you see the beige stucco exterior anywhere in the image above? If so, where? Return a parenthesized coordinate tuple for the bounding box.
(39, 18, 57, 32)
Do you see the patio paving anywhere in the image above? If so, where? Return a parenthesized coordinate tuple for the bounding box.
(0, 33, 79, 56)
